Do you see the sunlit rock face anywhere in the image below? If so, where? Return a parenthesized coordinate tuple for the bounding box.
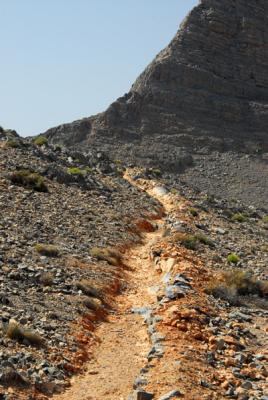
(44, 0, 268, 171)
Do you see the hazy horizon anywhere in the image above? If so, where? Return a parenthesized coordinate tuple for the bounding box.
(1, 1, 198, 137)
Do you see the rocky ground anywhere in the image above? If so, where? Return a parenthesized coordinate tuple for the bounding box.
(0, 131, 160, 399)
(121, 170, 268, 400)
(177, 151, 268, 211)
(0, 129, 267, 399)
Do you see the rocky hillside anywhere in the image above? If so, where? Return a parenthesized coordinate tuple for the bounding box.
(0, 128, 267, 399)
(0, 129, 161, 399)
(42, 0, 268, 207)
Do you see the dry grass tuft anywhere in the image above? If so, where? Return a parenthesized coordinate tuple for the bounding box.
(76, 280, 102, 299)
(39, 272, 54, 286)
(10, 170, 48, 192)
(5, 320, 44, 346)
(231, 213, 248, 223)
(206, 270, 268, 304)
(170, 232, 214, 250)
(35, 244, 59, 257)
(90, 247, 123, 266)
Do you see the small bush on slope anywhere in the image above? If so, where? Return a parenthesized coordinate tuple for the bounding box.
(4, 320, 44, 346)
(33, 136, 48, 147)
(227, 253, 240, 264)
(35, 244, 59, 257)
(206, 270, 268, 305)
(90, 247, 123, 266)
(10, 170, 48, 192)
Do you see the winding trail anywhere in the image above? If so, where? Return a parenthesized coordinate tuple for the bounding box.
(53, 174, 268, 400)
(54, 221, 165, 400)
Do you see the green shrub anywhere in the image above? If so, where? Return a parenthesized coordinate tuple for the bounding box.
(231, 213, 247, 223)
(33, 136, 48, 146)
(189, 208, 198, 217)
(195, 233, 215, 247)
(0, 126, 4, 133)
(5, 320, 44, 346)
(262, 215, 268, 224)
(173, 233, 214, 250)
(35, 244, 59, 257)
(114, 159, 122, 165)
(67, 167, 86, 176)
(90, 247, 122, 266)
(181, 234, 199, 250)
(10, 170, 48, 192)
(227, 253, 240, 264)
(85, 166, 93, 173)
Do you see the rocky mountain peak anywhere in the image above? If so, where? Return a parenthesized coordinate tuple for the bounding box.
(43, 0, 268, 206)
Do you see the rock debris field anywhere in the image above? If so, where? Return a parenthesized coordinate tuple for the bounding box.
(0, 131, 267, 399)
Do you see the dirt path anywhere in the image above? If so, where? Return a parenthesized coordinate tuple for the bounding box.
(53, 174, 268, 400)
(54, 226, 164, 400)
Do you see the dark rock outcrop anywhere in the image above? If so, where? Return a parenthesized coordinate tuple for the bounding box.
(43, 0, 268, 170)
(42, 0, 268, 209)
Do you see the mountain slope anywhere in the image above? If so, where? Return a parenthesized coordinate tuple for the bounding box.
(42, 0, 268, 207)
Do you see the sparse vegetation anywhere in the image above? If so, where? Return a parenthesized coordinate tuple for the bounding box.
(4, 139, 20, 148)
(262, 215, 268, 223)
(148, 168, 162, 177)
(231, 213, 248, 223)
(5, 320, 44, 346)
(206, 194, 215, 204)
(39, 272, 54, 286)
(195, 233, 215, 247)
(90, 247, 123, 266)
(9, 169, 48, 192)
(35, 244, 59, 257)
(172, 232, 214, 250)
(206, 270, 268, 304)
(114, 159, 122, 165)
(83, 297, 103, 312)
(54, 145, 62, 152)
(227, 253, 240, 264)
(205, 283, 240, 306)
(67, 167, 86, 176)
(181, 234, 199, 250)
(189, 207, 199, 217)
(33, 136, 48, 147)
(76, 280, 102, 299)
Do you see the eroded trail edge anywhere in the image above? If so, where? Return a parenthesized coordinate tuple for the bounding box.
(53, 205, 164, 400)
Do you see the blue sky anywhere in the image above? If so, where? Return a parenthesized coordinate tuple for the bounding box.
(0, 1, 198, 136)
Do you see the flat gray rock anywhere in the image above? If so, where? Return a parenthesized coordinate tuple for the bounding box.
(158, 389, 182, 400)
